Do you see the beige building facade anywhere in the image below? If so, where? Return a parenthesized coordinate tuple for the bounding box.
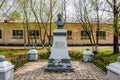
(0, 22, 116, 46)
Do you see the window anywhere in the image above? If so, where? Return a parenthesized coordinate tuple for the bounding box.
(0, 30, 2, 39)
(67, 30, 72, 39)
(81, 31, 89, 39)
(96, 31, 106, 39)
(29, 30, 39, 38)
(12, 30, 23, 39)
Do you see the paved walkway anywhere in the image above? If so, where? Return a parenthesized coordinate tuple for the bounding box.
(15, 61, 106, 80)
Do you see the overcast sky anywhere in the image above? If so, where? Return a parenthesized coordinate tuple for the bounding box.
(0, 0, 116, 23)
(65, 0, 114, 23)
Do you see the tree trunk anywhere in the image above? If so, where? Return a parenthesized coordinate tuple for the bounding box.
(113, 34, 119, 53)
(113, 0, 119, 53)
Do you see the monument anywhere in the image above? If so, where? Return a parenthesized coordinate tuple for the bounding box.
(45, 13, 74, 72)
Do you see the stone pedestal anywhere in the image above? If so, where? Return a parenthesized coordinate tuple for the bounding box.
(0, 55, 14, 80)
(83, 48, 94, 62)
(45, 29, 74, 72)
(107, 56, 120, 80)
(27, 46, 38, 61)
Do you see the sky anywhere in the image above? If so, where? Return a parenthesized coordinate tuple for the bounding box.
(0, 0, 116, 23)
(66, 0, 75, 17)
(67, 0, 114, 22)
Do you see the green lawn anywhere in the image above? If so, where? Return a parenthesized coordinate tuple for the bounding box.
(0, 47, 119, 60)
(0, 49, 28, 55)
(0, 49, 28, 61)
(97, 49, 120, 63)
(93, 49, 120, 72)
(0, 47, 120, 72)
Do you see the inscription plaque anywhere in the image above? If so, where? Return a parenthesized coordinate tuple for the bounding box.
(54, 41, 65, 48)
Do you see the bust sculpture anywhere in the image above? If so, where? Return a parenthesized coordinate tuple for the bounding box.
(55, 13, 64, 29)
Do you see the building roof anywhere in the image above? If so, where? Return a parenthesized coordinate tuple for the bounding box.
(0, 16, 119, 24)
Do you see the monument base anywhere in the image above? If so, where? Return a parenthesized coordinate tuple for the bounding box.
(45, 59, 74, 72)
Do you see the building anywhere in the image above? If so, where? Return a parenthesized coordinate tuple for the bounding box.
(0, 22, 117, 46)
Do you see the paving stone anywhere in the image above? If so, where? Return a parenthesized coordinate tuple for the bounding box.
(15, 61, 106, 80)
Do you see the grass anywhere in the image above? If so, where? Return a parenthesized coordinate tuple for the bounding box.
(0, 46, 120, 72)
(1, 46, 120, 72)
(93, 49, 120, 72)
(97, 49, 120, 63)
(0, 49, 28, 61)
(0, 49, 28, 55)
(98, 49, 113, 55)
(0, 47, 118, 59)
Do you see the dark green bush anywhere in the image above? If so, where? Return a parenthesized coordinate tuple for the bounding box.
(38, 51, 82, 60)
(38, 52, 50, 59)
(11, 54, 28, 70)
(93, 52, 120, 72)
(69, 51, 82, 60)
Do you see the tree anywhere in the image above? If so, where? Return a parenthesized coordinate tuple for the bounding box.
(15, 0, 32, 47)
(62, 0, 67, 22)
(91, 0, 108, 52)
(29, 0, 67, 53)
(0, 0, 15, 22)
(8, 10, 21, 21)
(74, 0, 105, 53)
(14, 0, 65, 52)
(106, 0, 120, 53)
(29, 0, 59, 53)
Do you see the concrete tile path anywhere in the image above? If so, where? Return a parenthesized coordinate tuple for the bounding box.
(15, 60, 106, 80)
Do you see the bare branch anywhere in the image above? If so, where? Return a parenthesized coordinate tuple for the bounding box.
(106, 0, 113, 7)
(0, 0, 5, 9)
(117, 3, 120, 10)
(5, 0, 15, 14)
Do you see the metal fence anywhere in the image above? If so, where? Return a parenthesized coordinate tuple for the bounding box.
(11, 54, 28, 70)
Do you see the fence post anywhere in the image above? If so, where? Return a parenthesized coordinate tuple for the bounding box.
(107, 56, 120, 80)
(0, 55, 14, 80)
(27, 46, 38, 61)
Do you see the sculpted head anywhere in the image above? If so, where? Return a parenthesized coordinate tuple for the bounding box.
(55, 13, 64, 29)
(57, 13, 62, 20)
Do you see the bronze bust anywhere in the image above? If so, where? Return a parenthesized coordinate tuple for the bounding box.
(55, 13, 64, 29)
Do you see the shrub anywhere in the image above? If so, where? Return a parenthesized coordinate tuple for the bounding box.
(69, 51, 82, 60)
(38, 51, 82, 60)
(11, 54, 28, 70)
(38, 52, 50, 59)
(93, 51, 120, 72)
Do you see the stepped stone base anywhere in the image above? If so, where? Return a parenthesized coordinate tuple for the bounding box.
(45, 59, 74, 72)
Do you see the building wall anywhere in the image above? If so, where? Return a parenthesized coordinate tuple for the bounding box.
(0, 22, 115, 45)
(64, 23, 114, 45)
